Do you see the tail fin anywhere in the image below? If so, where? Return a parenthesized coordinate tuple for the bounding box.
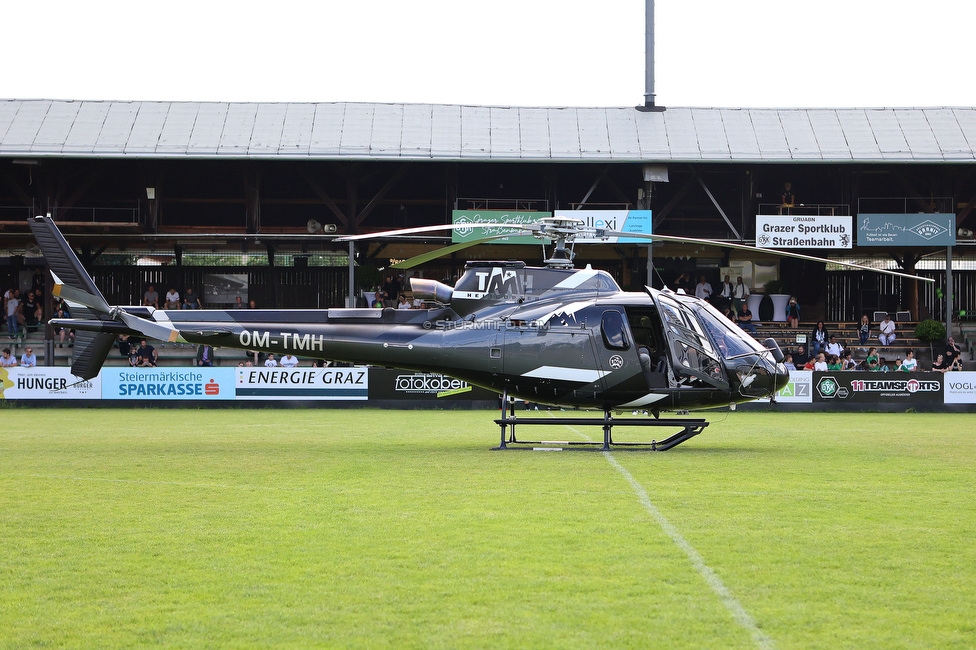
(29, 216, 117, 380)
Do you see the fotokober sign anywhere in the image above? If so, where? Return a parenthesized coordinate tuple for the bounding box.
(756, 216, 853, 249)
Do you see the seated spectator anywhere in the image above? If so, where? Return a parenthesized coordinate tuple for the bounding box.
(182, 287, 202, 309)
(878, 314, 896, 346)
(53, 307, 75, 347)
(932, 353, 949, 373)
(20, 346, 37, 367)
(857, 314, 871, 348)
(878, 357, 891, 372)
(264, 353, 278, 367)
(280, 353, 299, 368)
(196, 344, 215, 367)
(736, 304, 756, 334)
(810, 321, 829, 355)
(397, 294, 412, 310)
(135, 339, 158, 367)
(1, 347, 17, 367)
(786, 297, 800, 328)
(864, 347, 880, 371)
(813, 353, 828, 371)
(793, 344, 810, 368)
(945, 336, 962, 368)
(165, 288, 181, 309)
(825, 335, 844, 358)
(841, 351, 858, 370)
(826, 354, 842, 371)
(371, 291, 385, 308)
(900, 350, 918, 372)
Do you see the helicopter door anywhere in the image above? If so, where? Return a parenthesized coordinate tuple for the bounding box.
(650, 293, 729, 390)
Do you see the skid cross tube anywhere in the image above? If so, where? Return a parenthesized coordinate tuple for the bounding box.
(492, 407, 708, 451)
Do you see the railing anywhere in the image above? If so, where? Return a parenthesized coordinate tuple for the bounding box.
(55, 205, 140, 224)
(459, 198, 548, 212)
(758, 203, 850, 216)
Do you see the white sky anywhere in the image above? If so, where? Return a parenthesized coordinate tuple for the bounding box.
(2, 0, 973, 108)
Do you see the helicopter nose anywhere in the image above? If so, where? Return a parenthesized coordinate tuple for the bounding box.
(772, 362, 791, 394)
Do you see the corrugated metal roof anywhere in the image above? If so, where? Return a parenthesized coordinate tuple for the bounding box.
(2, 99, 975, 163)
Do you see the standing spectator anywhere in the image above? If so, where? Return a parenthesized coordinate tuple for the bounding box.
(182, 287, 202, 309)
(280, 353, 299, 368)
(31, 267, 46, 294)
(0, 347, 17, 367)
(732, 276, 750, 313)
(264, 353, 278, 367)
(694, 275, 713, 301)
(5, 289, 21, 336)
(810, 321, 829, 356)
(196, 344, 215, 367)
(143, 284, 159, 308)
(718, 275, 733, 310)
(673, 273, 692, 294)
(22, 290, 40, 333)
(878, 314, 896, 346)
(164, 288, 181, 309)
(20, 346, 37, 368)
(135, 339, 158, 366)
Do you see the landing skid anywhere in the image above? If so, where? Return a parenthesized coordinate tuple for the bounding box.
(493, 391, 708, 451)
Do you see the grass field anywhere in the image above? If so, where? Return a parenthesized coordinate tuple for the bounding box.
(2, 408, 975, 649)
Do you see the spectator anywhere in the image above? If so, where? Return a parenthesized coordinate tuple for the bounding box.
(826, 354, 842, 371)
(893, 358, 904, 372)
(825, 335, 844, 358)
(786, 297, 800, 328)
(182, 287, 202, 309)
(196, 344, 215, 367)
(118, 334, 134, 363)
(22, 290, 41, 333)
(30, 266, 45, 293)
(780, 181, 795, 209)
(673, 273, 692, 294)
(732, 276, 750, 313)
(841, 351, 858, 370)
(718, 275, 733, 310)
(945, 336, 962, 368)
(694, 275, 713, 301)
(372, 291, 385, 308)
(135, 339, 158, 367)
(782, 352, 794, 369)
(857, 314, 871, 349)
(900, 350, 918, 372)
(164, 288, 181, 309)
(382, 274, 401, 308)
(878, 357, 891, 372)
(0, 347, 17, 367)
(5, 289, 21, 336)
(932, 353, 949, 373)
(20, 346, 37, 368)
(736, 302, 756, 334)
(234, 296, 246, 309)
(54, 303, 75, 348)
(264, 353, 278, 367)
(864, 347, 880, 371)
(878, 314, 896, 346)
(397, 294, 412, 310)
(793, 344, 810, 368)
(813, 352, 828, 371)
(810, 321, 829, 356)
(143, 285, 159, 309)
(280, 353, 299, 368)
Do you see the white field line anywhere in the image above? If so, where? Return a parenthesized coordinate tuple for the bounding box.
(25, 474, 304, 491)
(561, 421, 775, 650)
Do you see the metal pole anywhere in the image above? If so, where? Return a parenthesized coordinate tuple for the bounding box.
(946, 245, 953, 338)
(643, 0, 656, 108)
(347, 241, 356, 308)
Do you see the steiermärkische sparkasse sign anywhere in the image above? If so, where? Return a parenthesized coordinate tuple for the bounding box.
(755, 216, 853, 249)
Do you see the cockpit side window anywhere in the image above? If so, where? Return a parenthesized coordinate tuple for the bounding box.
(601, 310, 629, 351)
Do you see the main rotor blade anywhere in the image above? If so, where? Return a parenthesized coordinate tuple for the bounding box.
(337, 222, 536, 241)
(391, 234, 522, 269)
(598, 230, 935, 283)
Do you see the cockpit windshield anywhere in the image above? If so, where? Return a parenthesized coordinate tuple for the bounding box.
(690, 299, 770, 359)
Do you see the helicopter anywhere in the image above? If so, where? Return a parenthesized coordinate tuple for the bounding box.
(29, 215, 928, 450)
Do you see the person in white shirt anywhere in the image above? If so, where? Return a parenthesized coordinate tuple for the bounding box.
(878, 314, 896, 346)
(825, 336, 844, 358)
(20, 346, 37, 367)
(813, 352, 828, 371)
(280, 353, 299, 368)
(732, 276, 750, 312)
(718, 275, 733, 309)
(900, 350, 918, 371)
(264, 353, 278, 367)
(694, 275, 713, 301)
